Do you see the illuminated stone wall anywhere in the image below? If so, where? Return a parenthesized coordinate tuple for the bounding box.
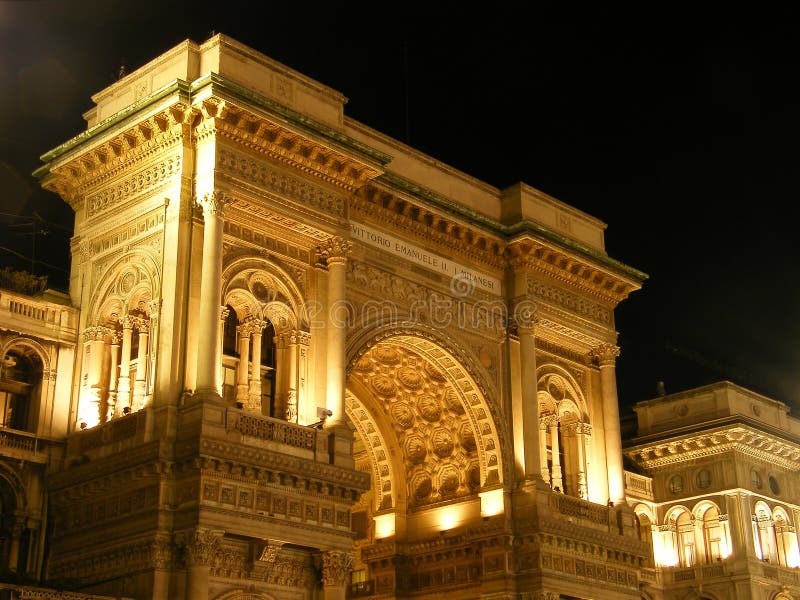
(27, 33, 653, 600)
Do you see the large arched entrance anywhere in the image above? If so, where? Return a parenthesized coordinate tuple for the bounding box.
(344, 328, 507, 589)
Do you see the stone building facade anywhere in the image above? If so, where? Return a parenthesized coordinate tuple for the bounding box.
(625, 382, 800, 600)
(0, 31, 794, 600)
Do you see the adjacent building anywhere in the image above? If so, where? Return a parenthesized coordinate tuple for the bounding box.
(0, 32, 795, 600)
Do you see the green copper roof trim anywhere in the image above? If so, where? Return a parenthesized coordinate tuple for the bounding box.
(35, 80, 193, 174)
(376, 172, 648, 284)
(33, 72, 392, 179)
(193, 73, 393, 167)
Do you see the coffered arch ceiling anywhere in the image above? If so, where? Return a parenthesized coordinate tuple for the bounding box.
(345, 336, 504, 515)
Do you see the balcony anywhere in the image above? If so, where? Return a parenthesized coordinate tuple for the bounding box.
(0, 427, 60, 463)
(624, 470, 653, 501)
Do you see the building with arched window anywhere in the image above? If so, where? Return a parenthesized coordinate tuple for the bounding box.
(0, 32, 797, 600)
(625, 381, 800, 599)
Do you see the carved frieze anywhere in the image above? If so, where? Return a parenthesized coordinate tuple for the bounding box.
(528, 280, 611, 326)
(85, 156, 181, 217)
(626, 426, 800, 470)
(352, 186, 505, 271)
(84, 210, 165, 267)
(219, 148, 346, 217)
(346, 260, 506, 341)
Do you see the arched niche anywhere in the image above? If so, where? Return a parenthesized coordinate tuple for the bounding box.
(344, 322, 508, 551)
(88, 250, 160, 325)
(221, 257, 307, 328)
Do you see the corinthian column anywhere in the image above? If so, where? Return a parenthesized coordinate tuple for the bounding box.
(321, 550, 353, 600)
(195, 191, 230, 400)
(180, 528, 224, 600)
(317, 237, 351, 425)
(511, 296, 542, 481)
(131, 319, 149, 411)
(117, 316, 134, 411)
(548, 416, 563, 492)
(235, 321, 251, 404)
(248, 319, 267, 412)
(107, 332, 120, 419)
(592, 343, 625, 505)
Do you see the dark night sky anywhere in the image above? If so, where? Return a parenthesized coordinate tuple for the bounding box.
(1, 1, 799, 417)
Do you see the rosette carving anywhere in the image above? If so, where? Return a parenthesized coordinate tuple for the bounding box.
(397, 366, 423, 390)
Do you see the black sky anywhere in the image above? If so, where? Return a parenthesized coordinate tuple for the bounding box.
(1, 1, 799, 416)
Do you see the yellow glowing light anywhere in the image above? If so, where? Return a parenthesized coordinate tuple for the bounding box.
(77, 391, 101, 429)
(652, 529, 679, 567)
(787, 545, 800, 568)
(373, 513, 396, 539)
(439, 507, 459, 531)
(479, 489, 505, 517)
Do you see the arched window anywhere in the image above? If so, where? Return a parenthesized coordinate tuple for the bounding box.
(676, 511, 695, 567)
(536, 372, 590, 500)
(753, 502, 777, 563)
(699, 504, 726, 562)
(772, 507, 800, 567)
(222, 305, 238, 357)
(0, 349, 43, 433)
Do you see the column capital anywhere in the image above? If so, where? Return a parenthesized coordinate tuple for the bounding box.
(246, 317, 268, 333)
(220, 306, 231, 321)
(178, 527, 225, 567)
(316, 236, 351, 267)
(82, 326, 115, 343)
(540, 413, 559, 428)
(134, 318, 150, 334)
(196, 190, 232, 218)
(591, 342, 620, 366)
(321, 549, 353, 587)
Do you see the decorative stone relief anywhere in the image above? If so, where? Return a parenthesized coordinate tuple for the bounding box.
(218, 148, 346, 217)
(179, 528, 225, 567)
(86, 156, 181, 217)
(350, 343, 488, 507)
(528, 281, 612, 325)
(321, 550, 353, 587)
(347, 326, 508, 486)
(316, 236, 351, 267)
(590, 342, 620, 366)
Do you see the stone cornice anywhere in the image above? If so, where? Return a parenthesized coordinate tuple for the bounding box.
(506, 237, 642, 305)
(194, 80, 385, 191)
(196, 72, 392, 167)
(351, 184, 507, 270)
(373, 172, 647, 285)
(624, 424, 800, 471)
(353, 182, 645, 304)
(39, 101, 195, 208)
(37, 80, 193, 167)
(198, 438, 370, 493)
